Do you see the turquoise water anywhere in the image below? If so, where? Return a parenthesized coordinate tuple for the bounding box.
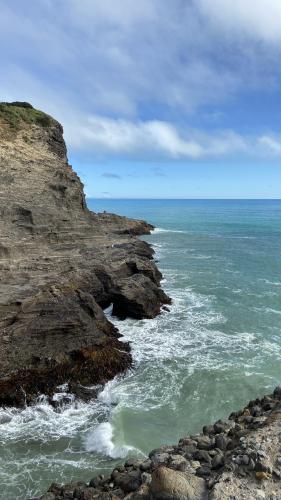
(0, 199, 281, 499)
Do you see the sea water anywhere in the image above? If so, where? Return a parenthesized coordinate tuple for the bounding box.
(0, 199, 281, 499)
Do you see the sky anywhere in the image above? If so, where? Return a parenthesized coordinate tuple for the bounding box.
(1, 0, 281, 198)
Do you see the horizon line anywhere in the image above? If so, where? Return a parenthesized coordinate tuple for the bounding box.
(87, 197, 281, 201)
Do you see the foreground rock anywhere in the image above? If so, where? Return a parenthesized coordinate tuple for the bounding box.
(0, 102, 170, 406)
(39, 387, 281, 500)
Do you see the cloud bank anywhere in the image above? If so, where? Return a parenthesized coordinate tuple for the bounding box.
(1, 0, 281, 160)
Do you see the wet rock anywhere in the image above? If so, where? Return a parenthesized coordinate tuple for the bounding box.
(39, 494, 56, 500)
(114, 470, 142, 493)
(215, 434, 230, 451)
(213, 421, 232, 434)
(194, 450, 212, 465)
(203, 425, 214, 435)
(273, 387, 281, 398)
(112, 274, 170, 320)
(89, 476, 102, 488)
(139, 460, 152, 472)
(195, 435, 212, 450)
(196, 466, 211, 477)
(211, 453, 224, 470)
(48, 483, 62, 495)
(150, 466, 207, 499)
(251, 405, 262, 417)
(168, 454, 188, 468)
(150, 452, 170, 467)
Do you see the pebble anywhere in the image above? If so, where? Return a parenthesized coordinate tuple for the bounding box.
(255, 471, 270, 480)
(191, 460, 201, 469)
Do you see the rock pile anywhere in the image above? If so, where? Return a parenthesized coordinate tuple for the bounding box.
(39, 388, 281, 500)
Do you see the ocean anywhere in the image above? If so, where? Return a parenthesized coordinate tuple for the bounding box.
(0, 199, 281, 499)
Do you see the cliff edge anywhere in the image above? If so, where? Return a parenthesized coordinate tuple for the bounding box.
(0, 102, 170, 406)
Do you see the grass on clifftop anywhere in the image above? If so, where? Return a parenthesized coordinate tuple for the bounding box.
(0, 102, 54, 131)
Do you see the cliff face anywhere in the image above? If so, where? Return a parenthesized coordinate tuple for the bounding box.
(0, 102, 170, 406)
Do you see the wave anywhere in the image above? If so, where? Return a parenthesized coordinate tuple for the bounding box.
(259, 279, 281, 286)
(84, 422, 140, 459)
(153, 227, 186, 234)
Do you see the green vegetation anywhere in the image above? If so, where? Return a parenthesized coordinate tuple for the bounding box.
(0, 102, 54, 130)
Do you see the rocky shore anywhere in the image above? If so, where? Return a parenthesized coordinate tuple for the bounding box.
(2, 103, 280, 500)
(0, 102, 170, 406)
(39, 387, 281, 500)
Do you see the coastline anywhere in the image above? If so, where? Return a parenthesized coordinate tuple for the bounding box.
(1, 104, 280, 499)
(39, 387, 281, 499)
(0, 102, 170, 406)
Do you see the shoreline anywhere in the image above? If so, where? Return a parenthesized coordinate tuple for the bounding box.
(39, 387, 281, 499)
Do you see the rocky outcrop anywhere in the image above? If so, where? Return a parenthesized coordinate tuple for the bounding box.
(0, 102, 170, 406)
(40, 387, 281, 500)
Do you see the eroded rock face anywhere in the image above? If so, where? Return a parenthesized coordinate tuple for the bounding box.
(0, 102, 170, 405)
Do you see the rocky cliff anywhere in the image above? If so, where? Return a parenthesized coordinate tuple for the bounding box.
(0, 102, 170, 406)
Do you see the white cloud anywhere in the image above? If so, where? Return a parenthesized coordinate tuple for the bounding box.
(63, 114, 249, 159)
(258, 135, 281, 154)
(197, 0, 281, 43)
(1, 0, 281, 163)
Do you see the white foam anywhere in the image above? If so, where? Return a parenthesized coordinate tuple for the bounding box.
(259, 279, 281, 286)
(153, 227, 186, 234)
(84, 422, 137, 458)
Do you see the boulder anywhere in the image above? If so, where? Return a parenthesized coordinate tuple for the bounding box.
(150, 466, 207, 499)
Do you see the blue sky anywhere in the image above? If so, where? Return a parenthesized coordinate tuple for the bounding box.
(1, 0, 281, 198)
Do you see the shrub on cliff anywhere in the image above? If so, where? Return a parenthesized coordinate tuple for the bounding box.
(0, 101, 53, 130)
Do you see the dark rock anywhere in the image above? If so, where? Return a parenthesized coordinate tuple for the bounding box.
(211, 453, 225, 469)
(195, 435, 212, 450)
(47, 483, 62, 495)
(215, 434, 230, 451)
(112, 274, 170, 320)
(114, 470, 142, 493)
(194, 449, 212, 464)
(196, 466, 211, 477)
(89, 476, 102, 488)
(203, 425, 214, 435)
(214, 420, 231, 434)
(241, 454, 250, 466)
(140, 460, 152, 472)
(273, 386, 281, 398)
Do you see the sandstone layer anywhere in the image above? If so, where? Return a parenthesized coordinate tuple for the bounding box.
(41, 387, 281, 500)
(0, 102, 170, 406)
